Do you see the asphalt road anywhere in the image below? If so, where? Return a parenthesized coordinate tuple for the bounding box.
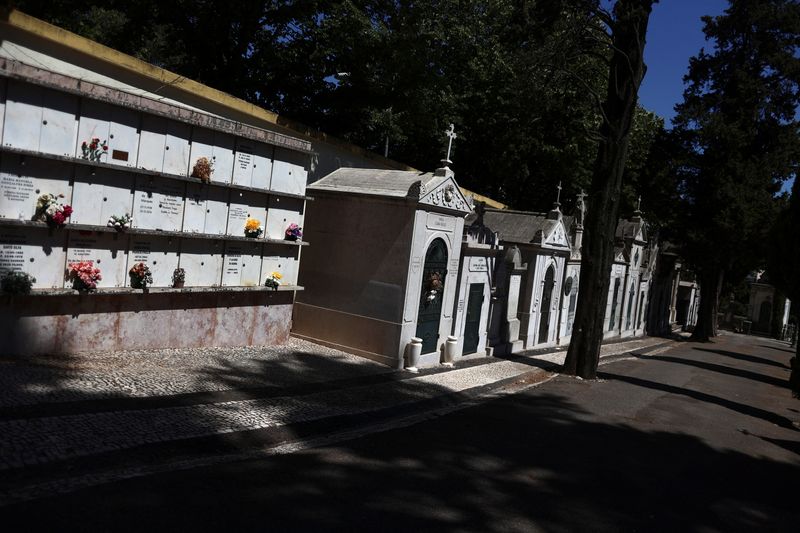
(5, 333, 799, 532)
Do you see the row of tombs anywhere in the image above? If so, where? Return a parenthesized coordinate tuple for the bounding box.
(0, 76, 657, 362)
(292, 165, 660, 369)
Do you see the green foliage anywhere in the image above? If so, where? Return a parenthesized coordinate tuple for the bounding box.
(1, 271, 36, 295)
(672, 0, 800, 289)
(14, 0, 664, 213)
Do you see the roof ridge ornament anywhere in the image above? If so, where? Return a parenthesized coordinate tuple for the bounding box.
(441, 123, 457, 168)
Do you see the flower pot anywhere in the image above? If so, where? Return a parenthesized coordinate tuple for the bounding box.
(173, 281, 185, 288)
(285, 235, 298, 242)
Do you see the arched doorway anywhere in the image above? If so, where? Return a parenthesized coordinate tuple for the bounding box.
(757, 300, 772, 332)
(415, 238, 448, 354)
(537, 265, 556, 344)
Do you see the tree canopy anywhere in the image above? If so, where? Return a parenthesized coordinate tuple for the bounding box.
(670, 0, 800, 340)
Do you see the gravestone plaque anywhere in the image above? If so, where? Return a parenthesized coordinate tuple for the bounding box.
(77, 101, 141, 167)
(189, 128, 236, 185)
(0, 157, 72, 220)
(262, 245, 298, 286)
(3, 81, 78, 157)
(184, 184, 229, 235)
(178, 238, 223, 287)
(66, 231, 128, 287)
(222, 241, 263, 287)
(468, 257, 489, 272)
(507, 274, 521, 318)
(137, 114, 167, 172)
(266, 196, 305, 240)
(163, 121, 191, 176)
(227, 190, 266, 237)
(271, 147, 308, 196)
(0, 226, 67, 288)
(232, 139, 255, 187)
(71, 167, 135, 226)
(126, 236, 180, 287)
(132, 176, 185, 231)
(75, 99, 111, 157)
(250, 142, 273, 190)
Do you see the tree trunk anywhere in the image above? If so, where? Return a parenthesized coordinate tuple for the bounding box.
(690, 267, 723, 342)
(790, 340, 800, 399)
(562, 0, 655, 379)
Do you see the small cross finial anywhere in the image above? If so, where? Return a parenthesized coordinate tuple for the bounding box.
(444, 124, 457, 163)
(554, 180, 562, 207)
(636, 195, 642, 213)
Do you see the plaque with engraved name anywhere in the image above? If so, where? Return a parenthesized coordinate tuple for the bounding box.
(132, 176, 186, 231)
(66, 231, 128, 287)
(0, 227, 67, 288)
(0, 157, 72, 220)
(126, 236, 180, 287)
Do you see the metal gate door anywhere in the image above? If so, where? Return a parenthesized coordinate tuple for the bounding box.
(415, 239, 448, 354)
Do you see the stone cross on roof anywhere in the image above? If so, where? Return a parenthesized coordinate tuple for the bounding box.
(554, 181, 562, 208)
(443, 124, 457, 165)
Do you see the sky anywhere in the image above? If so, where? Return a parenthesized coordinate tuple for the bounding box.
(637, 0, 794, 194)
(638, 0, 729, 126)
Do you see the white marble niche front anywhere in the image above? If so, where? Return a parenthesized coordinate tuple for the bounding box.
(227, 190, 267, 238)
(271, 147, 309, 196)
(188, 128, 236, 184)
(0, 226, 68, 288)
(222, 241, 263, 287)
(2, 80, 79, 157)
(70, 166, 135, 226)
(132, 175, 186, 232)
(74, 99, 140, 167)
(232, 139, 273, 189)
(261, 244, 298, 286)
(265, 196, 305, 240)
(126, 236, 180, 287)
(66, 231, 129, 288)
(0, 156, 72, 221)
(177, 238, 224, 287)
(183, 183, 229, 235)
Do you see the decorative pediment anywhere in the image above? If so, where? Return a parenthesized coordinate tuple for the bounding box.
(544, 222, 570, 248)
(419, 177, 471, 214)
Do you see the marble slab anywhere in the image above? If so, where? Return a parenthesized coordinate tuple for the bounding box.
(71, 166, 135, 226)
(183, 183, 229, 235)
(2, 80, 78, 157)
(222, 241, 263, 287)
(261, 244, 298, 286)
(271, 147, 308, 195)
(137, 114, 167, 172)
(266, 196, 305, 240)
(66, 231, 128, 288)
(227, 190, 267, 237)
(126, 236, 180, 287)
(163, 120, 191, 176)
(0, 226, 67, 288)
(0, 156, 72, 221)
(177, 238, 224, 287)
(132, 175, 185, 231)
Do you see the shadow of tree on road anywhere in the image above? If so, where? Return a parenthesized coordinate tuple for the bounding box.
(598, 371, 797, 430)
(632, 353, 788, 388)
(695, 347, 791, 369)
(4, 391, 799, 532)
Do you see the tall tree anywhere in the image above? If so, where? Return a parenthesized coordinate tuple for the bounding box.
(562, 0, 656, 379)
(671, 0, 800, 341)
(768, 179, 800, 396)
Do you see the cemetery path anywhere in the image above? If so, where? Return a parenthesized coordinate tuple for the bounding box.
(3, 332, 796, 531)
(0, 335, 670, 505)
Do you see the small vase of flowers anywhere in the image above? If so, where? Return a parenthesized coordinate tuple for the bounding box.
(284, 223, 303, 241)
(80, 137, 108, 161)
(35, 193, 73, 227)
(264, 271, 282, 290)
(69, 261, 102, 291)
(172, 267, 186, 288)
(129, 262, 153, 289)
(244, 218, 263, 238)
(191, 156, 214, 182)
(107, 213, 133, 231)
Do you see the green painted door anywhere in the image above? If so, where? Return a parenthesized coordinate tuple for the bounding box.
(463, 283, 484, 354)
(415, 239, 448, 354)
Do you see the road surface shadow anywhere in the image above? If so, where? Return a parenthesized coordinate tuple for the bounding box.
(695, 347, 791, 369)
(4, 392, 798, 532)
(598, 371, 797, 431)
(757, 344, 797, 355)
(634, 353, 788, 388)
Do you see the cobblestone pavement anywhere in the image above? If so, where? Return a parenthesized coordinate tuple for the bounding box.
(0, 335, 672, 473)
(0, 338, 390, 407)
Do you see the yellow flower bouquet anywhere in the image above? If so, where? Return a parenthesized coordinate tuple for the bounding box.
(265, 271, 282, 290)
(244, 218, 263, 238)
